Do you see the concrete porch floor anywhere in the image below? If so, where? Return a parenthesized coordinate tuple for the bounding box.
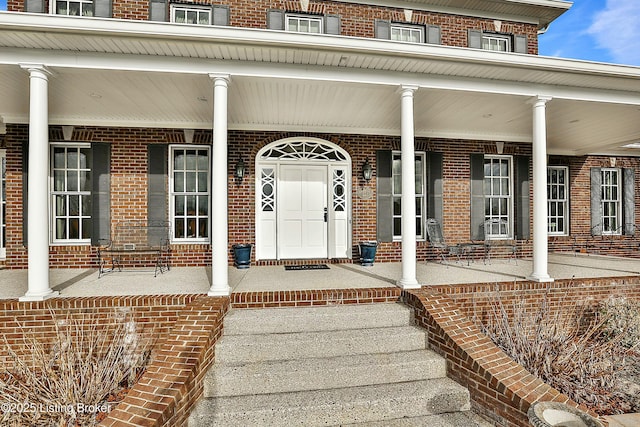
(1, 252, 639, 299)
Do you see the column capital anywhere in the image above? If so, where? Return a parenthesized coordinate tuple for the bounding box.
(19, 64, 52, 79)
(209, 73, 231, 84)
(398, 84, 419, 95)
(530, 95, 553, 107)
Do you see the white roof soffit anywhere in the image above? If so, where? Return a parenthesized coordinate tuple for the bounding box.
(0, 13, 638, 102)
(342, 0, 572, 27)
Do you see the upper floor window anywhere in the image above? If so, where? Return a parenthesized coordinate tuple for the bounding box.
(56, 0, 93, 16)
(547, 166, 568, 235)
(468, 30, 527, 54)
(482, 33, 510, 52)
(286, 14, 323, 34)
(376, 20, 440, 45)
(267, 10, 340, 35)
(390, 24, 424, 43)
(171, 4, 210, 25)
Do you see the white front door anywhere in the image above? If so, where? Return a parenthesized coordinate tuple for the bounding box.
(278, 164, 328, 259)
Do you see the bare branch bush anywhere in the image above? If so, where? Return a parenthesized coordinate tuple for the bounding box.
(477, 291, 637, 415)
(0, 309, 154, 426)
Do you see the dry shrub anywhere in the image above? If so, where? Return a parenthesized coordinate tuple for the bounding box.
(599, 297, 640, 349)
(0, 309, 154, 426)
(477, 290, 637, 415)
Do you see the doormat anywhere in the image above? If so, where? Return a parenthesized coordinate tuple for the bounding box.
(284, 264, 330, 271)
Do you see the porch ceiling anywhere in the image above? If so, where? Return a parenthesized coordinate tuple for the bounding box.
(0, 13, 639, 156)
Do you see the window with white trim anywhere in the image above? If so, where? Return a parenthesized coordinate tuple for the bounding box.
(601, 168, 621, 234)
(285, 14, 322, 34)
(0, 149, 5, 258)
(392, 151, 425, 240)
(171, 4, 211, 24)
(55, 0, 93, 16)
(51, 144, 92, 242)
(482, 34, 511, 52)
(484, 155, 512, 238)
(547, 166, 568, 235)
(390, 24, 424, 43)
(170, 146, 210, 242)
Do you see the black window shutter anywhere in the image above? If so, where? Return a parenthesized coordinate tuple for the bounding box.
(470, 153, 485, 240)
(375, 19, 391, 40)
(25, 0, 44, 13)
(213, 5, 230, 26)
(22, 142, 28, 247)
(376, 150, 393, 242)
(514, 35, 527, 53)
(468, 29, 482, 49)
(590, 167, 602, 235)
(623, 168, 635, 236)
(149, 0, 167, 22)
(267, 10, 285, 30)
(515, 156, 530, 240)
(426, 151, 443, 226)
(91, 143, 111, 245)
(426, 25, 441, 45)
(325, 14, 340, 35)
(93, 0, 112, 18)
(148, 145, 168, 223)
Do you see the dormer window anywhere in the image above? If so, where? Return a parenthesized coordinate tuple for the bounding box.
(56, 0, 93, 16)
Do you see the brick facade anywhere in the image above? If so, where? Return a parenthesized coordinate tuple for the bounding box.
(4, 124, 640, 268)
(7, 0, 539, 54)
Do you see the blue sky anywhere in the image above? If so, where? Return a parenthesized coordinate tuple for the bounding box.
(0, 0, 638, 66)
(539, 0, 640, 66)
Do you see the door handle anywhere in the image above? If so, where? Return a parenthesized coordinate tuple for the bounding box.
(324, 207, 328, 222)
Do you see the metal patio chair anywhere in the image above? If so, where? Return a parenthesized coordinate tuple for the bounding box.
(482, 218, 518, 264)
(426, 218, 459, 264)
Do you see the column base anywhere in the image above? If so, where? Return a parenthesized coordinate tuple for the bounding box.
(526, 273, 554, 283)
(19, 290, 59, 302)
(208, 285, 232, 297)
(396, 279, 421, 290)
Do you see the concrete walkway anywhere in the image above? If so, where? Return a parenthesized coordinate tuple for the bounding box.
(1, 252, 639, 299)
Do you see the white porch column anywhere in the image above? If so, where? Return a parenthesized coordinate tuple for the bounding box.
(208, 74, 232, 296)
(20, 64, 58, 301)
(528, 95, 554, 283)
(398, 85, 420, 289)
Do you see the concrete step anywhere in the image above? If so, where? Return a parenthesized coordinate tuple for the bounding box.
(189, 378, 471, 427)
(207, 349, 446, 397)
(215, 325, 427, 365)
(222, 303, 414, 335)
(348, 412, 495, 426)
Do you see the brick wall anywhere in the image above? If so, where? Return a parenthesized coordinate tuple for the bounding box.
(0, 294, 201, 366)
(402, 277, 640, 427)
(6, 125, 640, 268)
(7, 0, 539, 54)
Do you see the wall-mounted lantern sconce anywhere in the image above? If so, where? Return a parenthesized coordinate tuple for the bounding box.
(362, 158, 373, 182)
(235, 158, 246, 183)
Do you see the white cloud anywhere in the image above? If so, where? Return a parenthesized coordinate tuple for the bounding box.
(587, 0, 640, 65)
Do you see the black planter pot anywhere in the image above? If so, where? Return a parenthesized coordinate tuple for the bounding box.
(232, 244, 252, 269)
(359, 241, 378, 267)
